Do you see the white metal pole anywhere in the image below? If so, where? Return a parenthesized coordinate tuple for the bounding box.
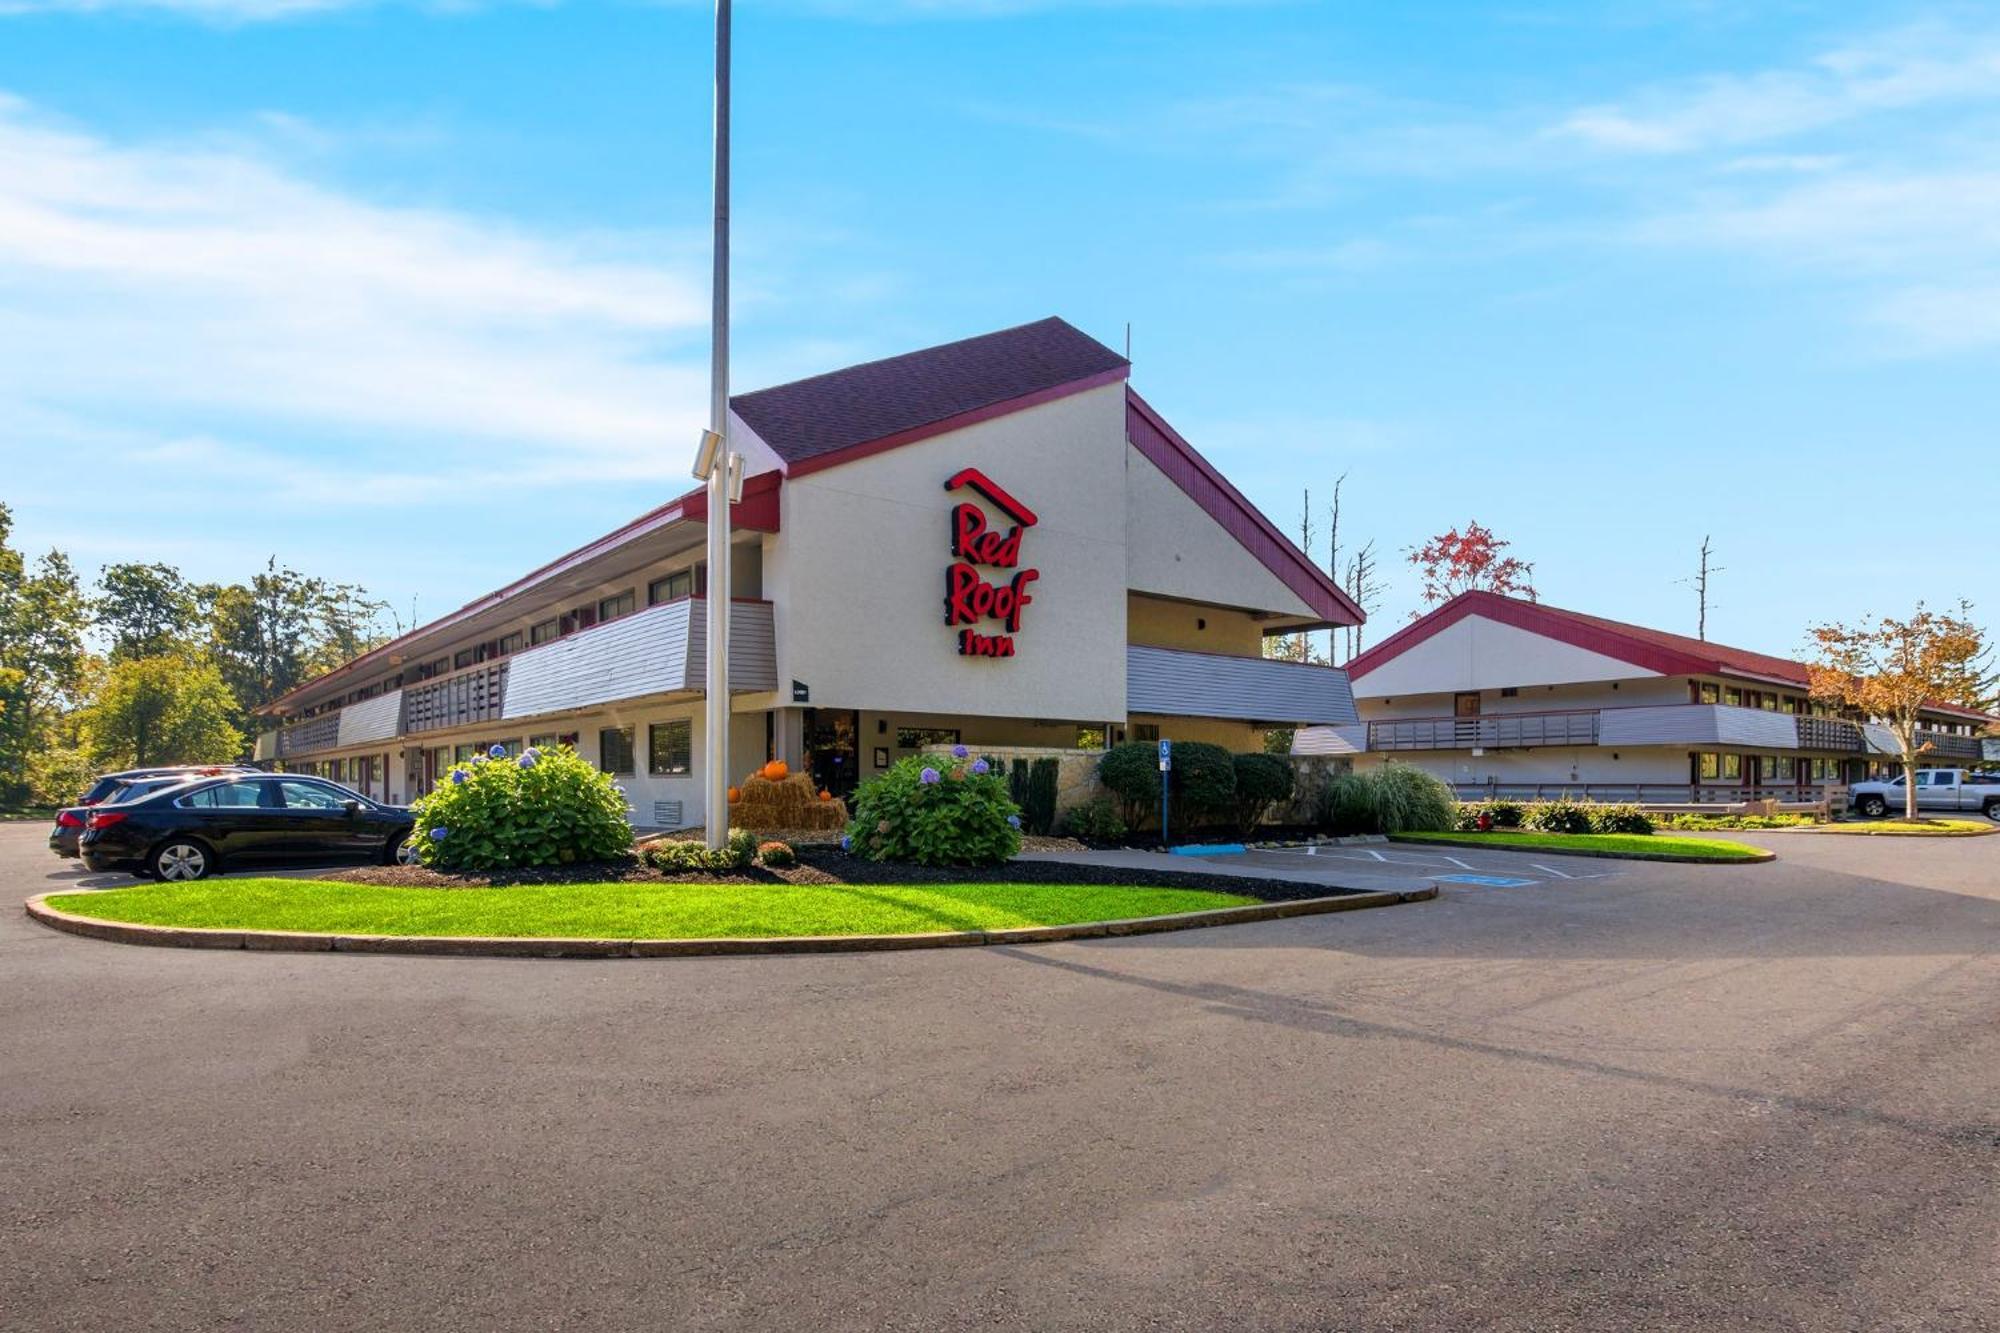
(703, 0, 733, 850)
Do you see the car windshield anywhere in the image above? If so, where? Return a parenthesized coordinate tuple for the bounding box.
(106, 777, 197, 805)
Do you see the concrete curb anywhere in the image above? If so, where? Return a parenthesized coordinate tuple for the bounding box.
(1387, 835, 1776, 865)
(22, 885, 1437, 960)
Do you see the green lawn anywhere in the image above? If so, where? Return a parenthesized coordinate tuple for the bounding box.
(45, 878, 1257, 940)
(1394, 830, 1768, 861)
(1820, 819, 1994, 837)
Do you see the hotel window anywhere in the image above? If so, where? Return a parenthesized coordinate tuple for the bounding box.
(497, 632, 523, 656)
(598, 590, 636, 623)
(1768, 756, 1795, 781)
(1780, 696, 1798, 714)
(1760, 694, 1778, 711)
(648, 721, 692, 776)
(1724, 687, 1743, 707)
(1075, 727, 1107, 750)
(1131, 723, 1160, 743)
(648, 570, 695, 605)
(1698, 752, 1720, 780)
(528, 733, 561, 751)
(896, 727, 961, 750)
(429, 657, 450, 678)
(598, 726, 635, 775)
(530, 618, 559, 646)
(1697, 683, 1721, 704)
(455, 649, 475, 670)
(1722, 754, 1742, 779)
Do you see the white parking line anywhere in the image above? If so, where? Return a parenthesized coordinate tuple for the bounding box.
(1529, 862, 1574, 880)
(1440, 854, 1472, 870)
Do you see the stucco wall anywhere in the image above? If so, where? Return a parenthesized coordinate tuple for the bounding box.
(1124, 443, 1315, 619)
(1361, 676, 1689, 720)
(1126, 593, 1264, 656)
(767, 383, 1129, 722)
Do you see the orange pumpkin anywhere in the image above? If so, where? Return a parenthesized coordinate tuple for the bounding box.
(761, 759, 789, 782)
(727, 786, 741, 804)
(818, 789, 831, 801)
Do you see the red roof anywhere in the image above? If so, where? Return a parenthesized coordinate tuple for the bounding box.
(1348, 590, 2000, 724)
(734, 317, 1129, 475)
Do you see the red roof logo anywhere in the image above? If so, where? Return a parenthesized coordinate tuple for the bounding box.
(943, 467, 1038, 527)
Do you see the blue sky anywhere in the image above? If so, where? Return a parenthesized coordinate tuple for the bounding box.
(2, 0, 1995, 659)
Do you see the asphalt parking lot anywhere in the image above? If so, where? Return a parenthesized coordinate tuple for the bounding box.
(6, 821, 2000, 1331)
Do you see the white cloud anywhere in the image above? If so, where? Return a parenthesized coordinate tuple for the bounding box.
(0, 93, 715, 492)
(1553, 24, 2000, 155)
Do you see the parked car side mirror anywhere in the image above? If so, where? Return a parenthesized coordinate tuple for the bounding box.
(343, 799, 362, 816)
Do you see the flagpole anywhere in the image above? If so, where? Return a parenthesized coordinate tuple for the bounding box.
(702, 0, 733, 850)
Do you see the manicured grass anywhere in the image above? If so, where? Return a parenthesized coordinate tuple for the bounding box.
(45, 878, 1257, 940)
(1820, 819, 1995, 837)
(1394, 830, 1769, 862)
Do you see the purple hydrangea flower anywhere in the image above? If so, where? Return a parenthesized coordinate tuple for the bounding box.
(919, 767, 941, 784)
(472, 754, 487, 764)
(1006, 814, 1022, 829)
(522, 747, 540, 761)
(488, 744, 507, 759)
(517, 752, 537, 769)
(450, 769, 468, 785)
(429, 826, 448, 841)
(970, 759, 990, 775)
(840, 835, 852, 852)
(951, 744, 969, 759)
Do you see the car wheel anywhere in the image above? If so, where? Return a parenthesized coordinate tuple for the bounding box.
(1857, 795, 1888, 818)
(150, 840, 215, 882)
(384, 834, 420, 866)
(1985, 800, 2000, 823)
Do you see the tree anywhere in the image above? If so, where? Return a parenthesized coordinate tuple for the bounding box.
(1407, 521, 1535, 610)
(97, 562, 200, 661)
(1804, 603, 1989, 820)
(75, 654, 243, 770)
(204, 558, 389, 726)
(0, 506, 92, 801)
(1341, 540, 1384, 661)
(1678, 536, 1724, 642)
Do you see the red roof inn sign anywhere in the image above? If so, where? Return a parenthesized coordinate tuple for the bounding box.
(943, 467, 1040, 658)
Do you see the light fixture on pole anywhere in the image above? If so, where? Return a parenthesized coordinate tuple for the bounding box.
(699, 0, 736, 851)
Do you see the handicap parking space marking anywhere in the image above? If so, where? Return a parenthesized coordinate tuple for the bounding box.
(1434, 872, 1540, 888)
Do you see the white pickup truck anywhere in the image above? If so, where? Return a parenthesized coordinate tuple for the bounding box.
(1848, 768, 2000, 820)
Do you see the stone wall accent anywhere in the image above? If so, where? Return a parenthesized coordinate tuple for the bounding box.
(927, 744, 1353, 830)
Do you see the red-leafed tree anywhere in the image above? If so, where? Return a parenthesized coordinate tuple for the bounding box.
(1407, 521, 1536, 609)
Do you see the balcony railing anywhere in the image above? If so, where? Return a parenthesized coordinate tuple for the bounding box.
(1449, 781, 1842, 807)
(1795, 715, 1866, 752)
(275, 713, 339, 757)
(1368, 709, 1600, 752)
(402, 662, 508, 735)
(1914, 729, 1984, 761)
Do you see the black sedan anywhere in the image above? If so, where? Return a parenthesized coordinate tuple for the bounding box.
(75, 764, 258, 808)
(49, 776, 197, 859)
(79, 773, 415, 881)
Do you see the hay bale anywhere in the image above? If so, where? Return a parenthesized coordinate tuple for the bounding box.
(730, 773, 849, 831)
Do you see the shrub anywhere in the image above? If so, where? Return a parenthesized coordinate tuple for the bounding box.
(1169, 741, 1237, 829)
(1098, 742, 1163, 829)
(1231, 753, 1296, 834)
(757, 839, 797, 868)
(1322, 772, 1381, 835)
(1063, 796, 1128, 841)
(1481, 799, 1525, 829)
(648, 827, 757, 872)
(1523, 797, 1595, 835)
(1454, 802, 1485, 832)
(1373, 766, 1457, 834)
(408, 744, 632, 873)
(1588, 804, 1654, 835)
(845, 751, 1022, 866)
(1004, 756, 1059, 835)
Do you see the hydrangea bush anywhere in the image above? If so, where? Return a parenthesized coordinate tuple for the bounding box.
(407, 744, 633, 872)
(844, 748, 1023, 866)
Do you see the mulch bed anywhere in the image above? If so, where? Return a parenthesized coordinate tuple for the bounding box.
(318, 846, 1352, 903)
